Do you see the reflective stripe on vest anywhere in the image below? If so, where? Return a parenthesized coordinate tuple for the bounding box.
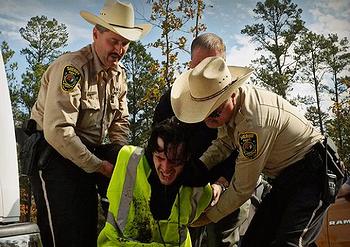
(116, 146, 144, 232)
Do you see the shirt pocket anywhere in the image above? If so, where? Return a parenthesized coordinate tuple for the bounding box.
(81, 91, 100, 110)
(78, 91, 101, 131)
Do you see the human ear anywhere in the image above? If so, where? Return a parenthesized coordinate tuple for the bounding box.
(231, 93, 237, 105)
(92, 27, 98, 41)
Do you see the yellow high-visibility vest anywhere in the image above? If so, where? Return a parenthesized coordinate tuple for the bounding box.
(98, 145, 212, 246)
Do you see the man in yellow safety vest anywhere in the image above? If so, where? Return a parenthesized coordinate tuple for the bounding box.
(98, 117, 225, 246)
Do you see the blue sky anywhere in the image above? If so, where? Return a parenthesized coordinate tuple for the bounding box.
(1, 0, 349, 64)
(0, 0, 349, 101)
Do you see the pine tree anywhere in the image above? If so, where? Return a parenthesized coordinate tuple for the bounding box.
(15, 16, 68, 125)
(149, 0, 206, 96)
(241, 0, 305, 98)
(324, 34, 350, 152)
(123, 41, 161, 146)
(294, 31, 329, 134)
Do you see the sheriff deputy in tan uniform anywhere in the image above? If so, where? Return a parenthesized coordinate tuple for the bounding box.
(28, 1, 151, 247)
(171, 56, 339, 247)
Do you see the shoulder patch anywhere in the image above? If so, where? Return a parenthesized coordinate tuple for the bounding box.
(61, 65, 81, 92)
(239, 132, 258, 159)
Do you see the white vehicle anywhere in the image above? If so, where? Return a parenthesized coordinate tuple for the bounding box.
(0, 52, 42, 246)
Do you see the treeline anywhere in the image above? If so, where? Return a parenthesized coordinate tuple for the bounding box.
(1, 0, 349, 167)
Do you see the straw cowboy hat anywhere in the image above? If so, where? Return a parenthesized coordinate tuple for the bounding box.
(171, 56, 253, 123)
(80, 0, 152, 41)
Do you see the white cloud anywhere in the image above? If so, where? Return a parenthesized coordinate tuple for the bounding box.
(226, 35, 258, 67)
(65, 24, 91, 50)
(0, 0, 96, 51)
(308, 10, 350, 37)
(322, 0, 349, 12)
(307, 0, 350, 39)
(0, 16, 26, 43)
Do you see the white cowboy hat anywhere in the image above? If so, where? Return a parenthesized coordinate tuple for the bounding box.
(80, 0, 152, 41)
(171, 56, 253, 123)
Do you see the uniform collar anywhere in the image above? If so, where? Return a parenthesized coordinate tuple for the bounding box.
(91, 44, 105, 75)
(91, 44, 121, 80)
(227, 88, 242, 129)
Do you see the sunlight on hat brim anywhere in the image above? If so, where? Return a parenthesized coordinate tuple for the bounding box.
(171, 66, 253, 123)
(80, 11, 152, 41)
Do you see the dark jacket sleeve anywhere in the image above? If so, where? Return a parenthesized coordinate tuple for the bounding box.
(182, 159, 211, 186)
(152, 90, 173, 127)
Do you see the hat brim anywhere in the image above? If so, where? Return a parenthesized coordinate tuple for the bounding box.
(80, 11, 152, 41)
(171, 66, 253, 123)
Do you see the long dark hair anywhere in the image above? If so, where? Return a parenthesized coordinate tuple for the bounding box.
(146, 117, 192, 165)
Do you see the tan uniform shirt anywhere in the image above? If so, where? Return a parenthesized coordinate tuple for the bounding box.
(200, 85, 323, 222)
(31, 45, 129, 173)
